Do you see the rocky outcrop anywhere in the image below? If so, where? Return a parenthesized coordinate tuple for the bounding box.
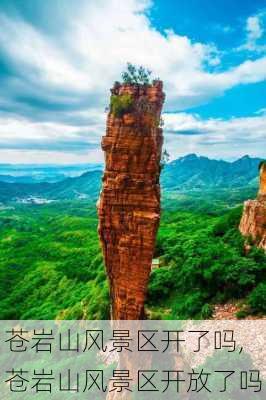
(258, 162, 266, 199)
(97, 81, 165, 319)
(239, 162, 266, 251)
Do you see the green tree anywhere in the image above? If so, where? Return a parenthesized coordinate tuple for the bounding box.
(121, 63, 152, 85)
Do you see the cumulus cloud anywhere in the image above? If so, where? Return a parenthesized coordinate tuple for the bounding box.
(163, 112, 266, 159)
(0, 0, 265, 161)
(0, 116, 101, 152)
(237, 11, 266, 53)
(247, 15, 263, 41)
(1, 1, 266, 111)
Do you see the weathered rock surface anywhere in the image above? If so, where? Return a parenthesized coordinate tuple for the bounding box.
(98, 81, 165, 319)
(258, 162, 266, 199)
(239, 162, 266, 251)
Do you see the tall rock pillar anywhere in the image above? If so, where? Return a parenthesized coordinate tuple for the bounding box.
(97, 80, 165, 319)
(258, 162, 266, 200)
(239, 162, 266, 251)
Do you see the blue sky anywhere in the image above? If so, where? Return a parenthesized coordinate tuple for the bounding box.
(0, 0, 265, 163)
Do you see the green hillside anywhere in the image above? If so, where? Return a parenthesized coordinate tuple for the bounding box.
(0, 170, 102, 203)
(149, 206, 266, 319)
(0, 197, 265, 320)
(162, 154, 261, 190)
(0, 202, 109, 319)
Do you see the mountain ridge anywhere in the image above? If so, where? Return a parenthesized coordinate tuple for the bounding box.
(162, 153, 262, 190)
(0, 154, 263, 203)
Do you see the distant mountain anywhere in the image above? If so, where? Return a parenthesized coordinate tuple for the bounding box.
(0, 170, 102, 203)
(161, 154, 262, 190)
(0, 174, 51, 184)
(44, 170, 102, 200)
(0, 155, 263, 203)
(0, 163, 103, 183)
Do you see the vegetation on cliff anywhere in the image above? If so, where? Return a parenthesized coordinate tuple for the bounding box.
(259, 160, 266, 170)
(110, 93, 133, 117)
(121, 63, 152, 85)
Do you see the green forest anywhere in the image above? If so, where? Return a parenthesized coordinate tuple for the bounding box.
(0, 194, 265, 320)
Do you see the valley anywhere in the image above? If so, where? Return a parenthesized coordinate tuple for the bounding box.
(0, 195, 265, 320)
(0, 154, 262, 204)
(0, 154, 265, 320)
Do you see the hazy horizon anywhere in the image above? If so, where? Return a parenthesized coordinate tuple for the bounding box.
(0, 153, 264, 167)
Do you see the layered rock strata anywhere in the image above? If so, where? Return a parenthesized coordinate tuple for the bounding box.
(239, 162, 266, 251)
(97, 81, 165, 319)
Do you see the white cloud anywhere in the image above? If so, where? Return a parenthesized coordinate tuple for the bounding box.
(0, 114, 102, 152)
(0, 149, 103, 164)
(2, 109, 265, 163)
(0, 14, 92, 91)
(247, 15, 263, 41)
(255, 107, 266, 115)
(163, 112, 266, 159)
(0, 0, 265, 112)
(237, 11, 266, 53)
(0, 0, 265, 162)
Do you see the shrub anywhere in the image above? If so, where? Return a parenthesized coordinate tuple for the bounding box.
(121, 63, 152, 85)
(200, 303, 213, 319)
(213, 207, 242, 237)
(248, 283, 266, 313)
(148, 268, 175, 301)
(172, 291, 207, 318)
(236, 310, 249, 319)
(110, 94, 133, 117)
(160, 149, 170, 171)
(258, 160, 266, 170)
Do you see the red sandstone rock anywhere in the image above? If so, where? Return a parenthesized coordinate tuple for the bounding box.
(258, 162, 266, 199)
(239, 162, 266, 251)
(98, 81, 165, 319)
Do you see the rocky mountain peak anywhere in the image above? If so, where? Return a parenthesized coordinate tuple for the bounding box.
(258, 161, 266, 199)
(239, 162, 266, 251)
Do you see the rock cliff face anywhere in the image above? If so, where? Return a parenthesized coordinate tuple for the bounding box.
(97, 81, 165, 319)
(239, 162, 266, 251)
(258, 162, 266, 199)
